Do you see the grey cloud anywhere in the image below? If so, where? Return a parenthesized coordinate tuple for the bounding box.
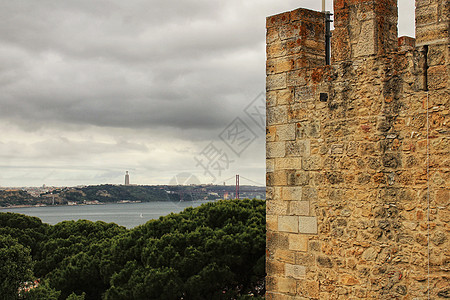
(0, 0, 416, 186)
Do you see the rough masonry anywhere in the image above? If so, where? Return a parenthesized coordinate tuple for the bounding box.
(266, 0, 449, 298)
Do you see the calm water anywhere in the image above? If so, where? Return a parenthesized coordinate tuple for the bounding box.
(2, 200, 214, 228)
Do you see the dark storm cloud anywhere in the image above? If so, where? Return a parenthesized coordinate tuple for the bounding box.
(0, 0, 275, 135)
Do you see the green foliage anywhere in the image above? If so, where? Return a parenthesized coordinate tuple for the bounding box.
(61, 190, 85, 203)
(0, 235, 34, 300)
(106, 199, 266, 299)
(0, 190, 37, 207)
(65, 292, 86, 300)
(0, 199, 266, 300)
(21, 280, 61, 300)
(34, 220, 127, 299)
(76, 185, 171, 203)
(0, 213, 49, 257)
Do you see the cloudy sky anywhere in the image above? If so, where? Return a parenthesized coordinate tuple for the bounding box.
(0, 0, 415, 187)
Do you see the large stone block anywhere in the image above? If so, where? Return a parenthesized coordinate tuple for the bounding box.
(297, 121, 321, 138)
(267, 91, 277, 107)
(267, 231, 289, 250)
(267, 73, 287, 91)
(332, 27, 351, 62)
(267, 142, 286, 158)
(298, 280, 319, 299)
(416, 23, 449, 46)
(285, 263, 306, 279)
(267, 27, 280, 44)
(428, 65, 449, 90)
(271, 170, 289, 186)
(287, 70, 307, 87)
(302, 186, 318, 201)
(286, 140, 311, 157)
(267, 106, 288, 125)
(435, 189, 449, 206)
(274, 249, 296, 264)
(267, 200, 289, 215)
(289, 200, 310, 216)
(267, 57, 295, 75)
(282, 186, 303, 200)
(277, 88, 294, 105)
(267, 41, 287, 59)
(276, 123, 296, 141)
(294, 86, 315, 102)
(266, 260, 285, 276)
(279, 215, 299, 233)
(276, 277, 297, 295)
(290, 8, 326, 23)
(353, 19, 377, 57)
(276, 157, 302, 170)
(288, 233, 309, 252)
(416, 3, 439, 25)
(298, 216, 318, 234)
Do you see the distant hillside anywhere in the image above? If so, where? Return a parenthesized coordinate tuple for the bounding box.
(62, 184, 178, 203)
(0, 190, 38, 207)
(0, 185, 175, 207)
(1, 184, 265, 207)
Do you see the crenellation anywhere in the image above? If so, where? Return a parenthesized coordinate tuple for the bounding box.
(266, 0, 449, 298)
(332, 0, 398, 61)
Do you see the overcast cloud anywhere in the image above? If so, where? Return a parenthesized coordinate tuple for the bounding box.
(0, 0, 415, 187)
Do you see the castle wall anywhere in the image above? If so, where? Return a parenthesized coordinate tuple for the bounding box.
(266, 0, 449, 298)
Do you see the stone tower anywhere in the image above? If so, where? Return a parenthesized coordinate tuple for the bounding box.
(265, 0, 449, 298)
(125, 171, 130, 186)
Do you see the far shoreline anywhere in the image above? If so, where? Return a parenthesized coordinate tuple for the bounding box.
(0, 199, 214, 210)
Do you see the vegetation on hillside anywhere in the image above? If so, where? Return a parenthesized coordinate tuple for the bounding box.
(0, 199, 266, 299)
(0, 190, 37, 207)
(1, 185, 183, 207)
(1, 185, 265, 207)
(66, 184, 179, 203)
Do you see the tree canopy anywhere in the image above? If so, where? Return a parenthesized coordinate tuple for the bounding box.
(0, 199, 266, 299)
(0, 235, 34, 299)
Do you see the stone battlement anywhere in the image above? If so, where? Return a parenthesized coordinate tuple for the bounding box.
(266, 0, 449, 298)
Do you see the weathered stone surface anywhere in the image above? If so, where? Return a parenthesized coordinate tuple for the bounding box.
(340, 274, 359, 286)
(276, 277, 297, 294)
(267, 73, 287, 90)
(278, 215, 299, 233)
(428, 65, 448, 90)
(275, 157, 302, 170)
(266, 1, 449, 299)
(286, 140, 311, 157)
(267, 57, 295, 75)
(298, 216, 317, 234)
(276, 123, 296, 141)
(288, 233, 308, 252)
(302, 156, 321, 170)
(289, 200, 310, 216)
(267, 142, 286, 158)
(317, 256, 333, 268)
(285, 263, 306, 279)
(282, 187, 303, 201)
(267, 106, 288, 126)
(267, 200, 289, 215)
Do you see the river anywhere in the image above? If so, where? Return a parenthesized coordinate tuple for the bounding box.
(1, 200, 215, 228)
